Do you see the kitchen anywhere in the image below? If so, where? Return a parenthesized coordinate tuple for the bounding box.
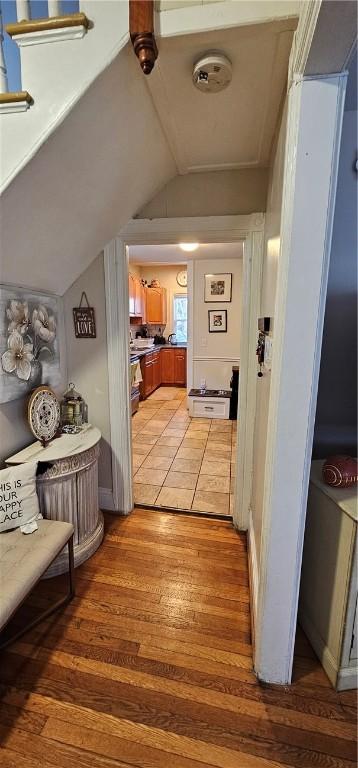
(129, 259, 188, 414)
(127, 243, 242, 516)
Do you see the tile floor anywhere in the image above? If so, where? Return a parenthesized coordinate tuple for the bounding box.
(132, 386, 236, 516)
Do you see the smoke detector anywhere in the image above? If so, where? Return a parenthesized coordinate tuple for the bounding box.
(193, 52, 232, 94)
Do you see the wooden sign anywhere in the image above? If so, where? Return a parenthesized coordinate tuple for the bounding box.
(73, 292, 96, 338)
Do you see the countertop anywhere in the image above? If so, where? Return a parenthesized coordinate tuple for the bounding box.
(130, 343, 187, 360)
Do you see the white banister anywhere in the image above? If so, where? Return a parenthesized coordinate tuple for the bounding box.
(16, 0, 31, 22)
(47, 1, 62, 16)
(0, 8, 8, 93)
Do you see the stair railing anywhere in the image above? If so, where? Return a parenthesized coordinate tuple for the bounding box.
(0, 0, 88, 113)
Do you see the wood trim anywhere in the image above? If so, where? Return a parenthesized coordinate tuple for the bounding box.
(129, 0, 158, 75)
(5, 12, 89, 37)
(0, 91, 32, 104)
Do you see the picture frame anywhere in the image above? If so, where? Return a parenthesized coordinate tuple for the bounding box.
(0, 285, 63, 404)
(204, 273, 232, 303)
(208, 309, 227, 333)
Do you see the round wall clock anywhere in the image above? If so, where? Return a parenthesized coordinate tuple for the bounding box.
(176, 270, 187, 287)
(28, 386, 61, 446)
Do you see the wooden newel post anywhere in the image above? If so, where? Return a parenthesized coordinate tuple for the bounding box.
(129, 0, 158, 75)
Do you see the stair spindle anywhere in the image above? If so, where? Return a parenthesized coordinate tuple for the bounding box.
(16, 0, 31, 22)
(47, 1, 62, 17)
(0, 8, 8, 93)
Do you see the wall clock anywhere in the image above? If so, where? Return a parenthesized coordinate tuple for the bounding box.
(28, 385, 61, 446)
(176, 270, 187, 287)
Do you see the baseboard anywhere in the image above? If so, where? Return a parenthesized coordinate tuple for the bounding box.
(337, 666, 358, 691)
(300, 611, 337, 688)
(247, 509, 258, 649)
(99, 487, 115, 511)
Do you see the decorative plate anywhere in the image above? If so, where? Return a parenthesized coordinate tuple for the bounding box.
(28, 385, 60, 445)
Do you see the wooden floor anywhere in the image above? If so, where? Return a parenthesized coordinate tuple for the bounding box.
(0, 509, 356, 768)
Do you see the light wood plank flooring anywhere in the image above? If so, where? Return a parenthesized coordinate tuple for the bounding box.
(0, 509, 356, 768)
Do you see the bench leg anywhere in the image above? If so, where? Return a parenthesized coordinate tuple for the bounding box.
(0, 534, 75, 650)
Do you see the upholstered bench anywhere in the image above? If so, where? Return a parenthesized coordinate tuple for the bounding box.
(0, 519, 75, 649)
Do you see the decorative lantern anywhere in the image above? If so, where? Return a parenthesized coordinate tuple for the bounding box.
(60, 382, 87, 427)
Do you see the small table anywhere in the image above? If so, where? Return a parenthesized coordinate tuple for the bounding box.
(6, 426, 104, 577)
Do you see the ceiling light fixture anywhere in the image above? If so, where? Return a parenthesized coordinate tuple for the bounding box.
(179, 243, 199, 252)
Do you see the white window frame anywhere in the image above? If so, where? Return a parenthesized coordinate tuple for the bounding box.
(173, 293, 188, 342)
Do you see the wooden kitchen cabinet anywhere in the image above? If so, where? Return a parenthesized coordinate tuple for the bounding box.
(134, 279, 145, 320)
(174, 348, 186, 386)
(152, 350, 161, 390)
(161, 348, 175, 384)
(140, 347, 187, 399)
(129, 275, 145, 321)
(128, 274, 135, 316)
(145, 287, 167, 325)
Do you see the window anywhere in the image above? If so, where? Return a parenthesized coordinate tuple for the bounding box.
(173, 295, 188, 342)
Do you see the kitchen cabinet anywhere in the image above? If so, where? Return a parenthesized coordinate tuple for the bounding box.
(128, 274, 135, 316)
(161, 348, 175, 384)
(129, 274, 145, 321)
(139, 347, 186, 399)
(174, 348, 186, 386)
(145, 287, 167, 325)
(140, 350, 161, 399)
(152, 350, 161, 390)
(134, 279, 145, 320)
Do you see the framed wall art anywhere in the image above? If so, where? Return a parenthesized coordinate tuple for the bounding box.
(204, 273, 232, 303)
(0, 285, 63, 404)
(208, 309, 227, 333)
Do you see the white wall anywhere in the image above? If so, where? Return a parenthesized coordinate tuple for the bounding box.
(137, 169, 269, 219)
(191, 256, 242, 391)
(1, 1, 129, 191)
(1, 43, 176, 296)
(312, 107, 357, 457)
(63, 252, 112, 491)
(249, 101, 287, 609)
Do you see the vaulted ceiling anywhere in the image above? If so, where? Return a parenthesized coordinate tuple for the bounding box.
(146, 17, 297, 174)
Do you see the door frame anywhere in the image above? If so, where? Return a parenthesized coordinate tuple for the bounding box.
(104, 214, 264, 525)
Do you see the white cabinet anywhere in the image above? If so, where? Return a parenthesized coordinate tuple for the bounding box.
(299, 460, 357, 690)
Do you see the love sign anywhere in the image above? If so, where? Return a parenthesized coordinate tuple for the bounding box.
(73, 292, 96, 339)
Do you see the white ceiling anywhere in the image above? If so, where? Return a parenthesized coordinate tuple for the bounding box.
(146, 17, 297, 174)
(128, 242, 244, 264)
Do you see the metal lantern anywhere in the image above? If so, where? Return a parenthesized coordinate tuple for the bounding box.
(60, 382, 87, 427)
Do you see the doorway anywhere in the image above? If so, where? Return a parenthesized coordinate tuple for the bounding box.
(129, 244, 242, 517)
(104, 214, 264, 527)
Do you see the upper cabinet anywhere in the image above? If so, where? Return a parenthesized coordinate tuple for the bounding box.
(146, 287, 167, 325)
(129, 274, 136, 316)
(129, 274, 146, 322)
(129, 278, 167, 325)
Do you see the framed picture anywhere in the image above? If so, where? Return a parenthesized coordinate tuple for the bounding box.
(208, 309, 227, 333)
(204, 273, 232, 302)
(0, 285, 63, 404)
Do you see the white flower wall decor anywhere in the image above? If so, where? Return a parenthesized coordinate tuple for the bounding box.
(0, 287, 62, 404)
